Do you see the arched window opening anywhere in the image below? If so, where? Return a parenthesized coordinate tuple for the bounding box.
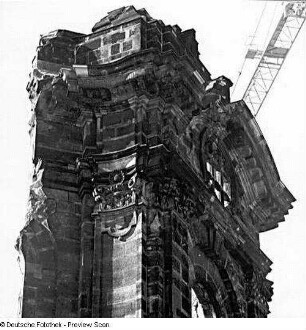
(203, 139, 233, 208)
(191, 288, 217, 318)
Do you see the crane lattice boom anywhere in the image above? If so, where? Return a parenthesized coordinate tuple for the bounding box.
(243, 2, 306, 116)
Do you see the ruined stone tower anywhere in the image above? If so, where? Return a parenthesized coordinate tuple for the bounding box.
(19, 6, 295, 318)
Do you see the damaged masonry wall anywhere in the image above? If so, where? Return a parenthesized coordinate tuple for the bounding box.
(18, 6, 295, 318)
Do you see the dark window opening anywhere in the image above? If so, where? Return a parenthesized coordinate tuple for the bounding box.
(111, 43, 120, 55)
(206, 161, 231, 207)
(123, 40, 133, 51)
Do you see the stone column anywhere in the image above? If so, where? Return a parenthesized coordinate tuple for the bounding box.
(77, 158, 95, 317)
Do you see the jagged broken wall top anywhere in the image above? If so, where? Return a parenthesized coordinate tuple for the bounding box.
(28, 5, 294, 235)
(36, 6, 208, 73)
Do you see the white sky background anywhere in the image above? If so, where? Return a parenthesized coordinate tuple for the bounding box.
(0, 0, 305, 320)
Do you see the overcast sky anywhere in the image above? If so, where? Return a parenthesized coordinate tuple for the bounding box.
(0, 0, 305, 320)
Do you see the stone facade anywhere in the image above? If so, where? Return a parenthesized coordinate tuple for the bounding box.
(18, 6, 295, 318)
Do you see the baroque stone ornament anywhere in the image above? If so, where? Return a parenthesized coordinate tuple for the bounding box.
(92, 172, 141, 212)
(19, 6, 295, 318)
(98, 209, 139, 240)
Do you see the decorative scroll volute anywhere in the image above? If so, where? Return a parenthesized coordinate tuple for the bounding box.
(97, 210, 140, 240)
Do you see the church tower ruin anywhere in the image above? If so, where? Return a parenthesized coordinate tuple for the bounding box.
(18, 6, 295, 318)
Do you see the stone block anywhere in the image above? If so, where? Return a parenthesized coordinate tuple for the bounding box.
(122, 108, 134, 121)
(44, 188, 69, 201)
(55, 296, 78, 316)
(23, 286, 37, 300)
(102, 136, 135, 152)
(107, 284, 137, 305)
(103, 114, 122, 126)
(117, 124, 134, 136)
(63, 225, 80, 240)
(68, 192, 81, 203)
(57, 238, 80, 254)
(22, 302, 36, 317)
(103, 127, 116, 139)
(39, 250, 56, 269)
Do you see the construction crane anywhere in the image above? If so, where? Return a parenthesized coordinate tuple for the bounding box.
(233, 1, 306, 117)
